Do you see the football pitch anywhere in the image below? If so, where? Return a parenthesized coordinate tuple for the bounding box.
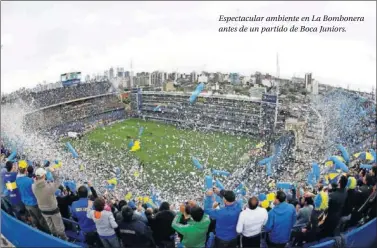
(69, 118, 256, 195)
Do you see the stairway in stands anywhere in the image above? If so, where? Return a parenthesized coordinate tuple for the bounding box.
(292, 96, 326, 181)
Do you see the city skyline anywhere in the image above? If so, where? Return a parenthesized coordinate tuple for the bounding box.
(1, 1, 376, 93)
(1, 64, 375, 95)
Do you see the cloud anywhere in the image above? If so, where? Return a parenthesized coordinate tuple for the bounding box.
(1, 34, 13, 47)
(1, 33, 14, 46)
(1, 1, 375, 93)
(84, 13, 99, 24)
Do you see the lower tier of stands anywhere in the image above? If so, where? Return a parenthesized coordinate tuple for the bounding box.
(2, 209, 376, 248)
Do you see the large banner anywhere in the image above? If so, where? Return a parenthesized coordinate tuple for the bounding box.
(262, 93, 277, 104)
(61, 72, 82, 87)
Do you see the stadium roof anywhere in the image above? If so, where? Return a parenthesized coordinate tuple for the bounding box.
(141, 91, 264, 103)
(26, 92, 116, 114)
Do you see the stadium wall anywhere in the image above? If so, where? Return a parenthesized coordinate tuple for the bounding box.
(1, 210, 375, 247)
(1, 210, 79, 247)
(311, 218, 376, 248)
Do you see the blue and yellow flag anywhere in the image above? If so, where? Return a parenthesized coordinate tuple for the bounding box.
(52, 160, 62, 169)
(334, 156, 345, 163)
(354, 152, 374, 162)
(107, 178, 118, 185)
(130, 140, 141, 152)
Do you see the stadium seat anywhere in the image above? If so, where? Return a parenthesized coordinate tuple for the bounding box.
(62, 218, 86, 247)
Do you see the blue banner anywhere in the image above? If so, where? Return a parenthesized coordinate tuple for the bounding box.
(62, 79, 81, 87)
(262, 94, 277, 104)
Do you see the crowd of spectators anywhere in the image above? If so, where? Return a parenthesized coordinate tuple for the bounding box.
(30, 81, 113, 109)
(1, 88, 376, 248)
(134, 92, 275, 137)
(1, 142, 376, 248)
(47, 109, 126, 137)
(317, 90, 376, 156)
(24, 94, 124, 132)
(1, 81, 113, 109)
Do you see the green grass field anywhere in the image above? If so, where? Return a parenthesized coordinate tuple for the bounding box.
(68, 118, 255, 195)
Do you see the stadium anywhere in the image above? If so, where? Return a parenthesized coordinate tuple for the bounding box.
(1, 77, 376, 248)
(16, 80, 287, 197)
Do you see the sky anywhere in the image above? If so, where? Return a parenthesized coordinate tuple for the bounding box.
(1, 1, 376, 93)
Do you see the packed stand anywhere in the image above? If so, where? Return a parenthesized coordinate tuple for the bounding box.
(1, 140, 376, 248)
(29, 81, 113, 109)
(315, 89, 376, 156)
(24, 94, 124, 132)
(48, 109, 126, 137)
(136, 92, 271, 136)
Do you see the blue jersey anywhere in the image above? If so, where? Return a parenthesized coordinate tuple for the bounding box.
(16, 175, 38, 206)
(71, 198, 96, 233)
(4, 172, 22, 205)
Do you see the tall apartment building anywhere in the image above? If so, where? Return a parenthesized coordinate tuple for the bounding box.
(305, 73, 312, 91)
(104, 70, 109, 79)
(135, 72, 150, 87)
(117, 67, 125, 78)
(151, 71, 167, 86)
(312, 80, 319, 95)
(191, 71, 197, 83)
(229, 73, 240, 84)
(109, 67, 114, 79)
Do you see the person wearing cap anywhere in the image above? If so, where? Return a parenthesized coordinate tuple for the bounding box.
(264, 191, 296, 248)
(3, 160, 26, 220)
(236, 196, 268, 248)
(15, 160, 50, 233)
(32, 166, 68, 240)
(172, 205, 211, 248)
(117, 206, 155, 247)
(204, 187, 242, 248)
